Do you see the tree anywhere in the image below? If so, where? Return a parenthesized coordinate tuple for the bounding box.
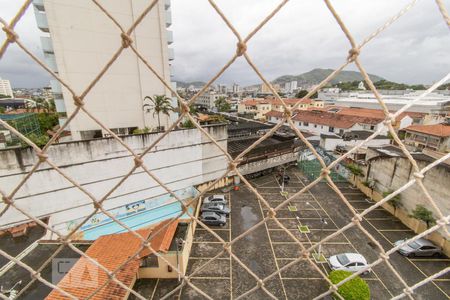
(0, 94, 11, 99)
(383, 190, 402, 214)
(37, 113, 59, 133)
(143, 95, 173, 131)
(214, 96, 231, 112)
(410, 205, 436, 228)
(20, 133, 49, 148)
(295, 89, 318, 99)
(347, 163, 363, 177)
(0, 107, 4, 113)
(328, 270, 370, 300)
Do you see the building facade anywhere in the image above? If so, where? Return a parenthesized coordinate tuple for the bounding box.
(0, 77, 13, 98)
(403, 123, 450, 153)
(33, 0, 176, 140)
(196, 91, 227, 110)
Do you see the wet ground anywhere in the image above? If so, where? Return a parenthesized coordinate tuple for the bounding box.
(133, 166, 449, 299)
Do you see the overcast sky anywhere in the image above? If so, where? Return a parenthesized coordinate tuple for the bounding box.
(0, 0, 449, 88)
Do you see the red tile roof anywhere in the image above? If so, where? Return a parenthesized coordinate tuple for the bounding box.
(266, 109, 382, 129)
(404, 123, 450, 137)
(314, 106, 425, 121)
(46, 220, 178, 300)
(270, 98, 314, 105)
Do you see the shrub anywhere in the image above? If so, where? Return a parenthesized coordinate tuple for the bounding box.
(132, 127, 150, 134)
(410, 205, 436, 228)
(328, 270, 370, 300)
(383, 190, 402, 211)
(181, 119, 195, 128)
(347, 163, 363, 177)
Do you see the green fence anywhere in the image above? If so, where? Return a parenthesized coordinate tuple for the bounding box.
(297, 147, 349, 183)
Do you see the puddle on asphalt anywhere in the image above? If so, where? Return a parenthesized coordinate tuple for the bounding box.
(241, 205, 258, 231)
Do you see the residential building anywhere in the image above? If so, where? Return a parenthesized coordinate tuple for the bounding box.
(403, 122, 450, 153)
(232, 83, 240, 93)
(0, 77, 13, 98)
(237, 98, 324, 121)
(33, 0, 176, 140)
(237, 98, 272, 120)
(318, 91, 450, 114)
(319, 130, 390, 152)
(284, 80, 298, 93)
(196, 91, 227, 110)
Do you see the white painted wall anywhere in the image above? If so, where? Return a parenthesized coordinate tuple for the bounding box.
(41, 0, 173, 139)
(320, 136, 390, 151)
(0, 126, 228, 232)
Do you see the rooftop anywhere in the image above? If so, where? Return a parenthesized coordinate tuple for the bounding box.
(404, 123, 450, 138)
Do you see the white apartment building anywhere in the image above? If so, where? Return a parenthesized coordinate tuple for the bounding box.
(0, 77, 13, 98)
(33, 0, 176, 140)
(196, 91, 227, 110)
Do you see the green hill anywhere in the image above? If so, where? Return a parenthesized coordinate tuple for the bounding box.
(272, 68, 384, 86)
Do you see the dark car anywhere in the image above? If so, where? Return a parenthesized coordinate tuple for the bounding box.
(200, 212, 226, 226)
(201, 203, 231, 216)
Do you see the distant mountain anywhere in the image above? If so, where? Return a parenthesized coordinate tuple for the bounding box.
(175, 81, 207, 88)
(272, 68, 384, 86)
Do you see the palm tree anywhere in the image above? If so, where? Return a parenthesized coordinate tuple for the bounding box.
(143, 95, 173, 131)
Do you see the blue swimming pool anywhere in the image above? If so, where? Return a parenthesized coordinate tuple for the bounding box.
(82, 201, 193, 240)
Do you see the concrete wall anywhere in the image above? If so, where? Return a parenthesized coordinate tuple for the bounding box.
(0, 125, 228, 231)
(364, 152, 449, 237)
(236, 152, 299, 176)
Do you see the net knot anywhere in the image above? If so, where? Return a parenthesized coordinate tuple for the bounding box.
(403, 287, 414, 296)
(257, 278, 264, 287)
(267, 208, 276, 218)
(93, 201, 102, 210)
(2, 26, 18, 43)
(379, 252, 389, 261)
(351, 215, 363, 224)
(383, 113, 396, 126)
(347, 47, 360, 62)
(236, 41, 247, 56)
(223, 242, 231, 251)
(329, 285, 338, 292)
(73, 95, 84, 107)
(2, 195, 12, 205)
(37, 151, 48, 162)
(121, 32, 133, 48)
(228, 161, 238, 171)
(283, 107, 292, 118)
(413, 172, 424, 180)
(134, 157, 144, 167)
(321, 168, 330, 177)
(180, 101, 190, 114)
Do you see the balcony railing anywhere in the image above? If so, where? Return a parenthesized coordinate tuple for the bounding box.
(40, 36, 53, 53)
(35, 12, 49, 32)
(33, 0, 45, 11)
(165, 10, 172, 27)
(167, 30, 173, 44)
(168, 48, 174, 61)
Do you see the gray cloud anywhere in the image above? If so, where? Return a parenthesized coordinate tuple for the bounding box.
(0, 0, 448, 88)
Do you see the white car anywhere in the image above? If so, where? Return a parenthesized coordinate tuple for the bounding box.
(329, 253, 370, 274)
(203, 194, 227, 205)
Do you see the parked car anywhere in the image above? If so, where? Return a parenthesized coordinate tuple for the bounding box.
(200, 211, 226, 226)
(201, 203, 230, 216)
(329, 253, 370, 274)
(203, 194, 227, 205)
(394, 238, 442, 257)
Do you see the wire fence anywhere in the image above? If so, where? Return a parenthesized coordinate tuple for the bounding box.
(1, 0, 450, 299)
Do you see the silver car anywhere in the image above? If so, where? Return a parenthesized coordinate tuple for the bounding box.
(203, 194, 227, 205)
(201, 203, 231, 216)
(394, 238, 442, 257)
(329, 253, 371, 274)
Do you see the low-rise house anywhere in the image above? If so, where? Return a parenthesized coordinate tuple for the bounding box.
(403, 122, 450, 153)
(238, 98, 324, 121)
(320, 130, 390, 152)
(46, 219, 195, 299)
(195, 91, 227, 110)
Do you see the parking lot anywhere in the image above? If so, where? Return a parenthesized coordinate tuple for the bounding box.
(133, 166, 449, 299)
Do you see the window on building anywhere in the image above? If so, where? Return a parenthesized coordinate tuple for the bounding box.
(303, 122, 309, 126)
(339, 129, 344, 135)
(329, 127, 334, 133)
(141, 255, 159, 268)
(314, 124, 317, 128)
(370, 125, 375, 130)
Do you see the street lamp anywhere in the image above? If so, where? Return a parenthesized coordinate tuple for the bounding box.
(305, 201, 327, 257)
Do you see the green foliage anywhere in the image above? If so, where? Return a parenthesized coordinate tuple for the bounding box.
(328, 270, 370, 300)
(21, 133, 49, 148)
(214, 96, 231, 112)
(144, 95, 173, 129)
(437, 83, 450, 90)
(410, 205, 436, 228)
(181, 119, 195, 128)
(383, 190, 402, 210)
(0, 94, 11, 99)
(347, 163, 363, 177)
(295, 89, 318, 99)
(373, 80, 425, 90)
(132, 127, 150, 134)
(37, 113, 59, 133)
(334, 81, 364, 91)
(0, 107, 5, 113)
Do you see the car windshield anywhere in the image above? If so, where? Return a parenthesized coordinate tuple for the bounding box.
(408, 241, 421, 249)
(336, 254, 350, 265)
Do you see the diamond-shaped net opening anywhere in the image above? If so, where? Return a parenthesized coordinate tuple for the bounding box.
(1, 0, 449, 299)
